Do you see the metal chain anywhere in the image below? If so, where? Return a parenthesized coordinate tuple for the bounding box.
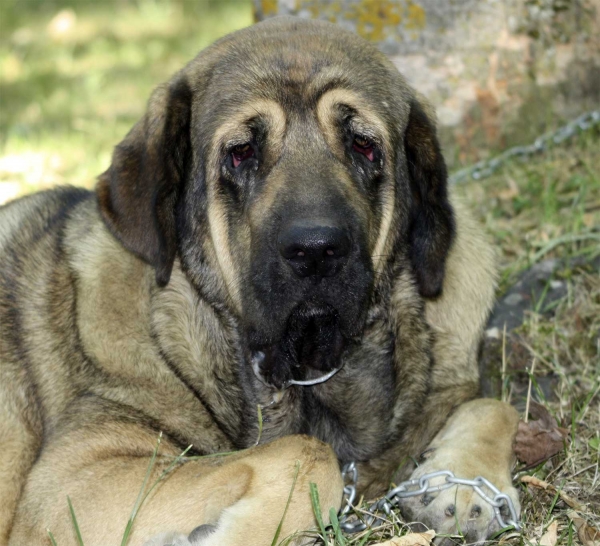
(449, 109, 600, 185)
(338, 462, 521, 534)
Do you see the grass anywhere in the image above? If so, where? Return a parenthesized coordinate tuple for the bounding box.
(464, 131, 599, 546)
(2, 1, 599, 545)
(0, 0, 253, 203)
(458, 130, 600, 292)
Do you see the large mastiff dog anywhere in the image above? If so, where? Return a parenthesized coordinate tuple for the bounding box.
(0, 17, 520, 546)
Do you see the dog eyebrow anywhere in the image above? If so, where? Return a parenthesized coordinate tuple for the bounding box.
(223, 132, 253, 150)
(316, 88, 389, 148)
(211, 99, 287, 154)
(305, 65, 353, 99)
(346, 117, 384, 146)
(309, 78, 353, 105)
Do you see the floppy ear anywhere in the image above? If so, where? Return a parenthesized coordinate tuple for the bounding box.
(404, 98, 455, 299)
(97, 76, 192, 287)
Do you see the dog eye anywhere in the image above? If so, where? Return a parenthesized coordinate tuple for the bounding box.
(352, 135, 375, 162)
(231, 143, 255, 168)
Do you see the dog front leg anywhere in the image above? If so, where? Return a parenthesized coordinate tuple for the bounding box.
(10, 426, 342, 546)
(398, 399, 520, 544)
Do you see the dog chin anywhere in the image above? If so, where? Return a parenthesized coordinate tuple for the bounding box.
(248, 302, 359, 390)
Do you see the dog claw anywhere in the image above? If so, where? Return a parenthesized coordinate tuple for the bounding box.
(188, 523, 217, 544)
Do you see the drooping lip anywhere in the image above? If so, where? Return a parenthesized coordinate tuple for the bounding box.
(247, 300, 338, 346)
(247, 300, 351, 389)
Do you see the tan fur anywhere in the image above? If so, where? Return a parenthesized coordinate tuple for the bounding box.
(207, 202, 243, 309)
(205, 99, 287, 309)
(426, 196, 498, 390)
(315, 88, 396, 272)
(352, 191, 504, 502)
(9, 427, 341, 546)
(0, 17, 520, 546)
(316, 89, 391, 158)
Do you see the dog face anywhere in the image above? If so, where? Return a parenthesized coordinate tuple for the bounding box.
(97, 17, 454, 387)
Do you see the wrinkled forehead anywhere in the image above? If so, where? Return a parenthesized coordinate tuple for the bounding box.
(193, 19, 411, 133)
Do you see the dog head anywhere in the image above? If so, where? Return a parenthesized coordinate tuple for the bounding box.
(97, 17, 454, 385)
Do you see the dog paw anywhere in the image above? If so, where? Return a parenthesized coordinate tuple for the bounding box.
(398, 463, 520, 544)
(398, 400, 521, 544)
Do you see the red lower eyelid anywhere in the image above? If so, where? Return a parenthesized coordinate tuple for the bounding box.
(353, 143, 375, 162)
(232, 148, 254, 167)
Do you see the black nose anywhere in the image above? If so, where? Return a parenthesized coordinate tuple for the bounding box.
(278, 220, 351, 278)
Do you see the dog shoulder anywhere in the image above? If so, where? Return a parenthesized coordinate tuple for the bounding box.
(425, 191, 497, 381)
(0, 187, 91, 253)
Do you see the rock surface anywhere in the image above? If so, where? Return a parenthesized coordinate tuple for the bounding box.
(254, 0, 600, 168)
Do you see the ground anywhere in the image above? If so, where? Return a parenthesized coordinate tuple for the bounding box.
(1, 1, 598, 545)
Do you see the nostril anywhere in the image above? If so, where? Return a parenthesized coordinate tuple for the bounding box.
(278, 221, 350, 278)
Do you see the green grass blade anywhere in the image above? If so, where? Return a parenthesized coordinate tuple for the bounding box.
(533, 279, 551, 313)
(271, 460, 300, 546)
(47, 529, 59, 546)
(121, 433, 192, 546)
(309, 482, 328, 539)
(452, 487, 463, 539)
(67, 496, 85, 546)
(182, 450, 239, 460)
(545, 487, 562, 524)
(357, 531, 373, 546)
(139, 443, 193, 505)
(329, 507, 346, 545)
(577, 382, 600, 421)
(120, 432, 163, 546)
(488, 525, 516, 540)
(530, 233, 600, 264)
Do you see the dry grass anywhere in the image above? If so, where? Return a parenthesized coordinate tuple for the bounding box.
(485, 136, 600, 544)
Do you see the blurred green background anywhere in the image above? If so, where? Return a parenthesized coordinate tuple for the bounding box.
(0, 0, 254, 204)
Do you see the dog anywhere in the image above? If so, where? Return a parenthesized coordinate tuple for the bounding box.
(0, 16, 520, 546)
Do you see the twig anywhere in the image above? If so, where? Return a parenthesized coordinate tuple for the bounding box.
(502, 322, 508, 403)
(524, 357, 536, 423)
(255, 404, 264, 446)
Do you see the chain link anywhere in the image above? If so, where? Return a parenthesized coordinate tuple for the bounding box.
(449, 109, 600, 185)
(338, 462, 521, 535)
